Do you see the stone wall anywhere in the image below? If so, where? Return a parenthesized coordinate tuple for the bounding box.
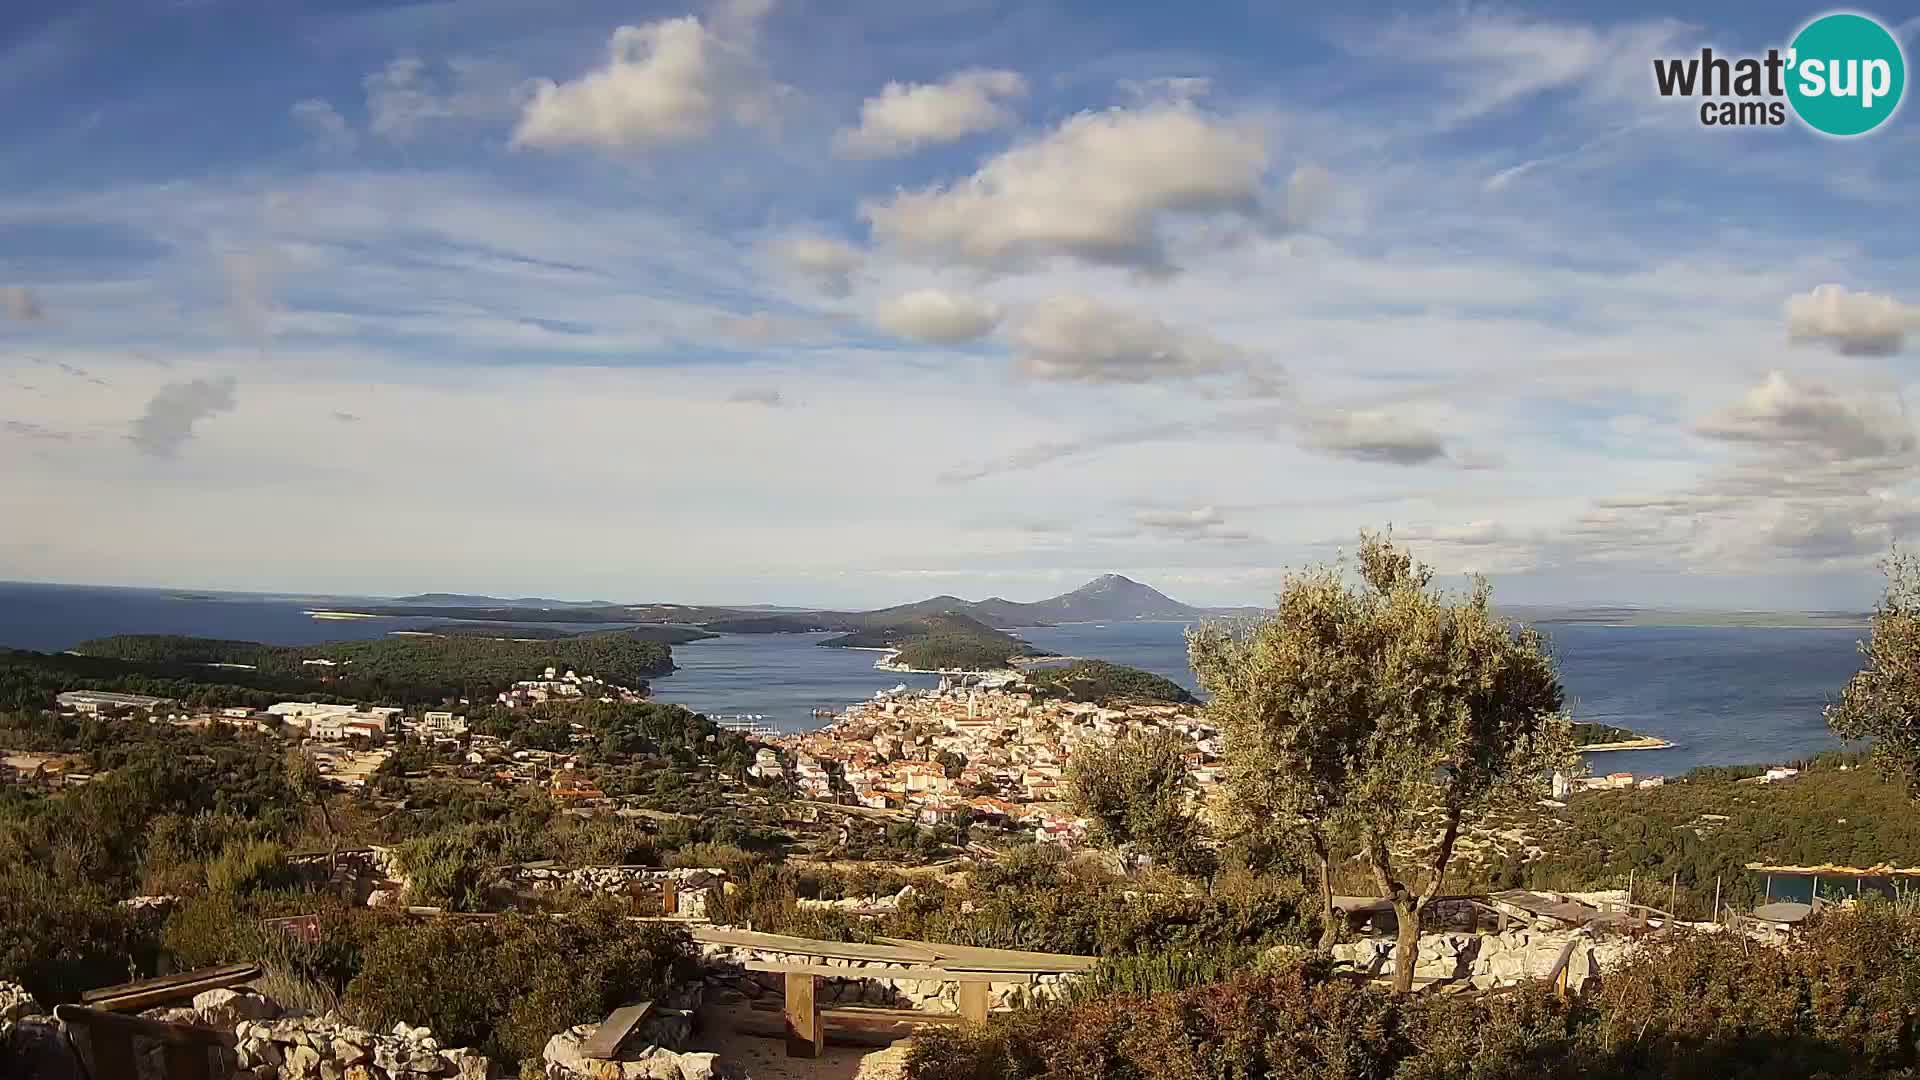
(697, 942, 1079, 1014)
(501, 867, 726, 918)
(1330, 929, 1637, 992)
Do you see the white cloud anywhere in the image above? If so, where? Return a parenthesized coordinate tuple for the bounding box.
(2, 286, 43, 321)
(363, 56, 524, 144)
(766, 232, 863, 297)
(290, 98, 357, 154)
(1010, 294, 1246, 383)
(128, 376, 238, 458)
(1785, 284, 1919, 356)
(1695, 371, 1914, 461)
(873, 288, 999, 343)
(835, 69, 1026, 158)
(1284, 164, 1336, 228)
(1301, 409, 1452, 466)
(512, 8, 780, 152)
(1133, 505, 1255, 543)
(862, 101, 1268, 272)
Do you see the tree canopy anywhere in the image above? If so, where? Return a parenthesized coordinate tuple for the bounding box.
(1188, 531, 1572, 988)
(1827, 549, 1920, 798)
(1066, 730, 1212, 876)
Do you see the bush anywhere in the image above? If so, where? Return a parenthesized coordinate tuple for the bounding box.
(206, 839, 298, 896)
(907, 907, 1920, 1080)
(0, 865, 157, 1003)
(344, 903, 695, 1066)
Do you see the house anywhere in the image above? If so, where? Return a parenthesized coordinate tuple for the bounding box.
(57, 690, 174, 716)
(749, 748, 785, 780)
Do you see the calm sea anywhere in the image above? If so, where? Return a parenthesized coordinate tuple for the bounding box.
(0, 582, 1868, 772)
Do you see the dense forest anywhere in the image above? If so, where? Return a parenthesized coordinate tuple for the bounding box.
(42, 630, 675, 706)
(1024, 660, 1196, 705)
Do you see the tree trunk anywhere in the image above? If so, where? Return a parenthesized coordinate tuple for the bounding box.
(1392, 897, 1420, 993)
(1315, 846, 1339, 951)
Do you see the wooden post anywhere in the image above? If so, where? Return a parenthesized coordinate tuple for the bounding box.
(783, 972, 820, 1058)
(958, 980, 989, 1024)
(662, 880, 678, 917)
(1713, 876, 1722, 926)
(1670, 872, 1678, 925)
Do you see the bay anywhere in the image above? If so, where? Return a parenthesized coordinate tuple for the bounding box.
(0, 582, 1871, 771)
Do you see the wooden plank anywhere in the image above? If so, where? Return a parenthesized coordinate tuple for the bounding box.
(692, 927, 939, 965)
(53, 1005, 238, 1048)
(783, 972, 820, 1058)
(733, 1003, 967, 1047)
(81, 963, 261, 1011)
(957, 981, 988, 1024)
(740, 960, 1028, 984)
(661, 880, 678, 917)
(872, 937, 1098, 974)
(579, 1001, 654, 1060)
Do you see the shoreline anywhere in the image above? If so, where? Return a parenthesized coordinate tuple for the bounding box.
(1578, 736, 1677, 753)
(873, 651, 1004, 677)
(304, 610, 386, 620)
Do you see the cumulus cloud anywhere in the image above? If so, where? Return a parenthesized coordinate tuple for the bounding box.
(2, 286, 43, 321)
(1301, 409, 1451, 466)
(290, 98, 357, 153)
(862, 101, 1268, 272)
(1785, 284, 1919, 356)
(1010, 295, 1245, 382)
(364, 56, 526, 143)
(1133, 505, 1255, 543)
(128, 376, 238, 458)
(873, 289, 1000, 343)
(766, 232, 863, 297)
(1695, 371, 1914, 461)
(835, 69, 1026, 158)
(512, 5, 780, 152)
(728, 386, 784, 406)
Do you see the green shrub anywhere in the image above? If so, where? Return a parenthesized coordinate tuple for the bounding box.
(0, 865, 157, 1003)
(206, 839, 297, 896)
(344, 903, 695, 1066)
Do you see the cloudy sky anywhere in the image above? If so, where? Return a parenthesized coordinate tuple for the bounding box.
(3, 0, 1918, 609)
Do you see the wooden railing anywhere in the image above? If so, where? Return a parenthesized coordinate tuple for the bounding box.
(53, 1004, 236, 1080)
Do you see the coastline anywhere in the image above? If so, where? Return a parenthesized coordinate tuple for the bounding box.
(872, 650, 1004, 677)
(304, 610, 386, 620)
(1579, 735, 1677, 753)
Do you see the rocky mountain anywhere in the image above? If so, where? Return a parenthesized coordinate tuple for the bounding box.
(1010, 573, 1205, 622)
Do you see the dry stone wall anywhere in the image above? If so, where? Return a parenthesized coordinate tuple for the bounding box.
(1330, 929, 1638, 992)
(697, 941, 1078, 1014)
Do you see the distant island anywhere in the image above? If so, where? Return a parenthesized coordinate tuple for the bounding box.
(1023, 659, 1196, 706)
(1572, 721, 1675, 752)
(30, 630, 675, 706)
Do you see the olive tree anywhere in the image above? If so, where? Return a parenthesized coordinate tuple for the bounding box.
(1827, 549, 1920, 797)
(1188, 531, 1572, 990)
(1066, 730, 1213, 876)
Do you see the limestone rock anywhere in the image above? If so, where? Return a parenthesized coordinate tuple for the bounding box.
(0, 982, 44, 1022)
(854, 1041, 913, 1080)
(192, 988, 282, 1027)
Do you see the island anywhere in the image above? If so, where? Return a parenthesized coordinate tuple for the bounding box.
(819, 612, 1050, 672)
(1022, 658, 1197, 705)
(1573, 721, 1676, 752)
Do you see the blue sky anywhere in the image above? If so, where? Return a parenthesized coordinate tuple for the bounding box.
(3, 0, 1918, 609)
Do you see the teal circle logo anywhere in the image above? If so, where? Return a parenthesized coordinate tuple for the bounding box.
(1787, 13, 1906, 136)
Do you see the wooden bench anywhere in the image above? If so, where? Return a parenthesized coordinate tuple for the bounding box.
(579, 1000, 656, 1060)
(739, 959, 1029, 1057)
(80, 962, 261, 1013)
(55, 1004, 237, 1080)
